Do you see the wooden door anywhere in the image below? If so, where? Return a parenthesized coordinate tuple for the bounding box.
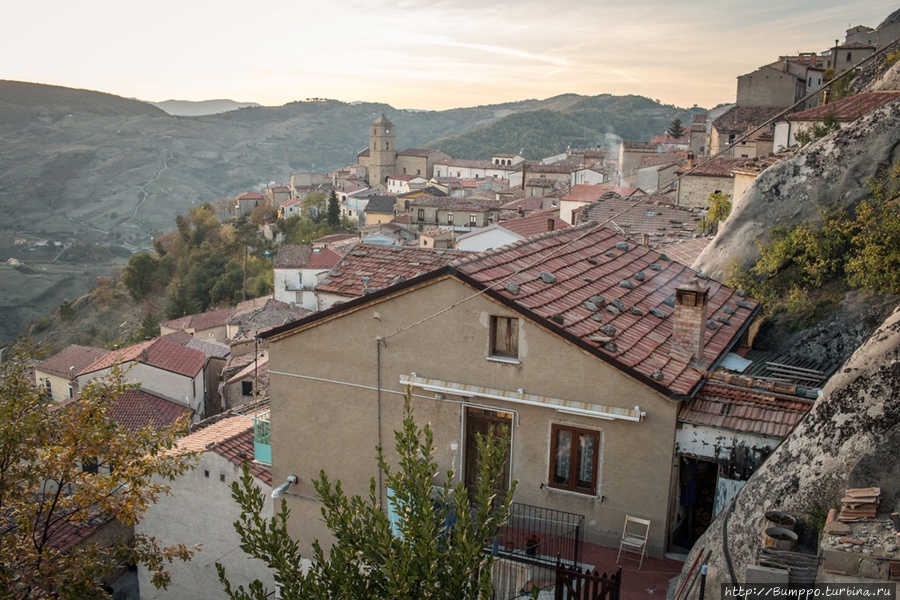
(464, 407, 512, 493)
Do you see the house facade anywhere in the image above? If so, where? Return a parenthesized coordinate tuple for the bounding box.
(675, 157, 750, 209)
(273, 245, 343, 311)
(262, 225, 758, 558)
(34, 345, 109, 402)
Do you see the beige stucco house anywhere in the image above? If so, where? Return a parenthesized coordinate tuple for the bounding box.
(261, 224, 758, 558)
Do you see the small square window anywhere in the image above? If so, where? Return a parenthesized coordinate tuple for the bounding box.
(490, 316, 519, 359)
(417, 208, 425, 221)
(242, 381, 253, 396)
(220, 474, 225, 482)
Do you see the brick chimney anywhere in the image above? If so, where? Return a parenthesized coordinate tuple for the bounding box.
(686, 152, 694, 169)
(671, 278, 709, 366)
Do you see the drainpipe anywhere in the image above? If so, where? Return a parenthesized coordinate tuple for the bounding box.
(376, 337, 386, 505)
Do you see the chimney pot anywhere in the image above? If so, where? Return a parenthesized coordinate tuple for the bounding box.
(547, 218, 555, 232)
(672, 278, 709, 366)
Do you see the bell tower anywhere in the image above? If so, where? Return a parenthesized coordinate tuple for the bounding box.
(369, 114, 396, 185)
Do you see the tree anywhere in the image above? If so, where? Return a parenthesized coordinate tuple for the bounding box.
(134, 312, 160, 341)
(707, 191, 732, 223)
(667, 118, 685, 139)
(326, 190, 341, 228)
(301, 193, 327, 223)
(58, 300, 75, 325)
(217, 391, 515, 599)
(0, 345, 197, 598)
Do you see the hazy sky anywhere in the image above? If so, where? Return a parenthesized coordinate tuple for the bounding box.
(3, 0, 896, 110)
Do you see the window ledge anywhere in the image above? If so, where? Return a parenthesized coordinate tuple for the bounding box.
(544, 485, 600, 500)
(486, 355, 520, 365)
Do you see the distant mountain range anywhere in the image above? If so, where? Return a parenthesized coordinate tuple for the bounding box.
(149, 99, 263, 116)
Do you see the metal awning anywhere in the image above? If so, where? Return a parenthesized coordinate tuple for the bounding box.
(400, 374, 646, 422)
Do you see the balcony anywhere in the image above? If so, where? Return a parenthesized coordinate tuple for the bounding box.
(253, 411, 271, 465)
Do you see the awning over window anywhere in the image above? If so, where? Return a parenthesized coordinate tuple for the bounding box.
(400, 374, 646, 422)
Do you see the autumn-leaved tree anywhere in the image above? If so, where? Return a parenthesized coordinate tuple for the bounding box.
(0, 345, 198, 599)
(217, 390, 516, 599)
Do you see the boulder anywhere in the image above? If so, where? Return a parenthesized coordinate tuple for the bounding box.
(692, 102, 900, 282)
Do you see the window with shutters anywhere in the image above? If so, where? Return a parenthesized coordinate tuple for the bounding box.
(490, 316, 519, 359)
(548, 423, 600, 495)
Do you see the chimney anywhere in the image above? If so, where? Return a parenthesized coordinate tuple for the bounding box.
(140, 348, 149, 363)
(671, 278, 709, 366)
(641, 233, 650, 247)
(547, 218, 555, 232)
(686, 152, 694, 169)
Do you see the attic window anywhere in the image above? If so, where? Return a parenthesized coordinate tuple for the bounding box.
(490, 316, 519, 360)
(242, 381, 253, 396)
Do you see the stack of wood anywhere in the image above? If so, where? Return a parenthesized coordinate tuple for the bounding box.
(838, 487, 880, 522)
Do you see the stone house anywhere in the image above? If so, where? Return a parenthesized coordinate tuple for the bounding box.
(736, 65, 806, 108)
(161, 307, 234, 342)
(136, 412, 275, 600)
(260, 224, 759, 558)
(418, 227, 456, 249)
(827, 41, 876, 73)
(709, 106, 782, 158)
(223, 352, 269, 410)
(387, 174, 428, 195)
(34, 345, 109, 402)
(273, 245, 343, 311)
(617, 141, 663, 183)
(674, 157, 751, 209)
(395, 148, 451, 179)
(235, 192, 266, 218)
(510, 161, 604, 189)
(559, 184, 644, 225)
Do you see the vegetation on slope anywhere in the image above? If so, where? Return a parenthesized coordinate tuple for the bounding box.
(730, 160, 900, 332)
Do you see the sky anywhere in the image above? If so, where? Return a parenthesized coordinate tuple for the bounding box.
(2, 0, 896, 111)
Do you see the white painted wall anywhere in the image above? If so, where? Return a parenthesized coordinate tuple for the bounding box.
(78, 363, 204, 417)
(136, 452, 276, 600)
(34, 370, 74, 403)
(456, 226, 522, 252)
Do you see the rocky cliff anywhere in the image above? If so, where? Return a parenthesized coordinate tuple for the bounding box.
(692, 102, 900, 282)
(675, 306, 900, 597)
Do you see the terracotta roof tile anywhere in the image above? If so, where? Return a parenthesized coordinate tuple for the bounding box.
(274, 245, 342, 269)
(501, 196, 545, 212)
(174, 415, 271, 485)
(499, 211, 569, 238)
(576, 195, 704, 244)
(237, 192, 264, 200)
(435, 158, 495, 169)
(316, 246, 467, 297)
(660, 237, 710, 265)
(111, 388, 192, 432)
(313, 233, 358, 245)
(144, 339, 207, 377)
(679, 375, 813, 438)
(562, 184, 643, 203)
(622, 141, 661, 151)
(786, 92, 900, 122)
(35, 345, 109, 379)
(78, 339, 155, 376)
(365, 195, 398, 214)
(452, 224, 759, 397)
(161, 307, 233, 332)
(409, 195, 500, 211)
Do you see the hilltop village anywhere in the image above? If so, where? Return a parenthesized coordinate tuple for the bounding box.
(18, 8, 900, 599)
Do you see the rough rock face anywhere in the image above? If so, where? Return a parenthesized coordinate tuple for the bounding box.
(675, 306, 900, 597)
(768, 291, 900, 365)
(692, 102, 900, 282)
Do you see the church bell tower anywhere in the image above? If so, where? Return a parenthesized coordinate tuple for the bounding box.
(369, 114, 396, 185)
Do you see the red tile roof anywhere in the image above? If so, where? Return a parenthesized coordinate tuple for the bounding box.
(409, 195, 500, 211)
(621, 141, 660, 152)
(35, 345, 109, 379)
(499, 211, 569, 238)
(562, 185, 643, 203)
(679, 373, 813, 438)
(313, 233, 358, 245)
(786, 92, 900, 122)
(435, 158, 495, 169)
(144, 339, 207, 377)
(161, 306, 233, 333)
(389, 173, 422, 182)
(501, 196, 545, 212)
(111, 388, 192, 432)
(174, 415, 272, 485)
(238, 192, 264, 200)
(316, 246, 467, 297)
(575, 195, 703, 244)
(78, 338, 205, 378)
(274, 245, 342, 269)
(660, 237, 710, 266)
(453, 224, 759, 397)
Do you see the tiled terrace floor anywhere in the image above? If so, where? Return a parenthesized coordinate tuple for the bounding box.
(580, 542, 684, 600)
